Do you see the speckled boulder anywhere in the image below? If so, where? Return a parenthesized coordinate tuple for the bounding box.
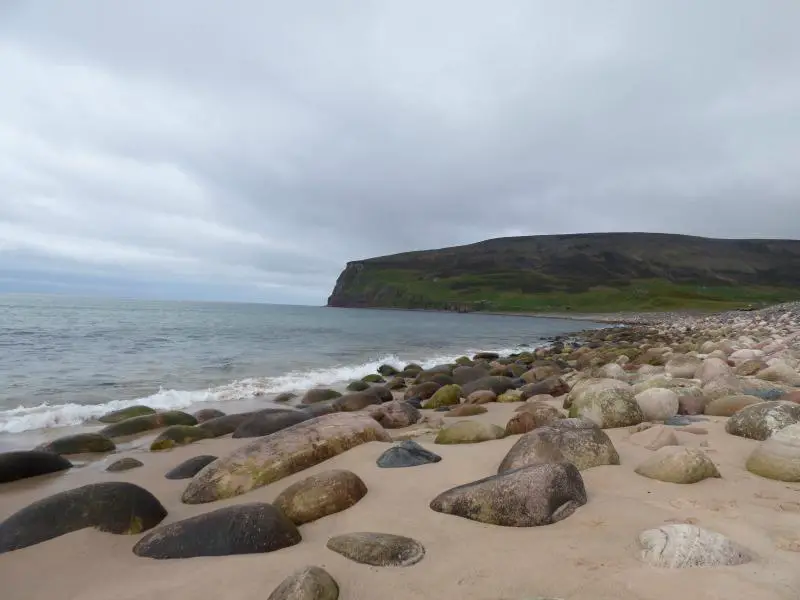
(725, 401, 800, 441)
(434, 421, 505, 444)
(498, 424, 619, 472)
(273, 470, 367, 525)
(635, 447, 720, 484)
(326, 533, 425, 567)
(746, 423, 800, 481)
(267, 566, 339, 600)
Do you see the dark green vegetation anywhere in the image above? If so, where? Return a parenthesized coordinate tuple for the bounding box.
(327, 233, 800, 312)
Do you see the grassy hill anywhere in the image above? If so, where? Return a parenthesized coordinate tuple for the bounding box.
(326, 233, 800, 313)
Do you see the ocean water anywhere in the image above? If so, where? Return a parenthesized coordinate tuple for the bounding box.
(0, 294, 602, 442)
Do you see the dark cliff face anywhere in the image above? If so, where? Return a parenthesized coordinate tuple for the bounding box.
(326, 233, 800, 312)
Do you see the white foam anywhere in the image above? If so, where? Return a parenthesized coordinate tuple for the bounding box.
(0, 345, 533, 433)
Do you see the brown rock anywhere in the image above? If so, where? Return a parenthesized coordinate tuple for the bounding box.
(465, 390, 497, 405)
(504, 412, 537, 436)
(520, 377, 570, 399)
(273, 470, 367, 525)
(513, 402, 565, 427)
(403, 382, 441, 401)
(498, 424, 619, 472)
(678, 395, 707, 415)
(445, 405, 488, 417)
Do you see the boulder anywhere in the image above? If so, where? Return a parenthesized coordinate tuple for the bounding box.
(497, 390, 524, 403)
(422, 384, 462, 409)
(106, 457, 144, 472)
(233, 410, 312, 438)
(268, 566, 339, 600)
(519, 377, 570, 399)
(99, 411, 198, 438)
(434, 421, 505, 445)
(0, 450, 71, 484)
(735, 359, 768, 376)
(274, 393, 297, 403)
(150, 425, 213, 451)
(361, 374, 385, 384)
(197, 412, 257, 437)
(638, 524, 752, 568)
(415, 372, 455, 386)
(635, 388, 679, 421)
(504, 412, 537, 436)
(745, 423, 800, 481)
(97, 405, 156, 423)
(0, 482, 166, 553)
(193, 408, 226, 423)
(634, 447, 720, 484)
(403, 382, 441, 401)
(704, 395, 763, 417)
(326, 532, 425, 567)
(35, 433, 115, 455)
(513, 402, 565, 427)
(165, 455, 218, 480)
(564, 378, 629, 410)
(464, 390, 497, 405)
(678, 394, 707, 416)
(273, 470, 367, 525)
(629, 425, 679, 451)
(386, 377, 406, 390)
(376, 441, 441, 468)
(346, 380, 370, 392)
(461, 376, 516, 397)
(378, 364, 399, 376)
(694, 358, 732, 383)
(453, 365, 490, 385)
(301, 388, 342, 405)
(784, 391, 800, 404)
(333, 392, 382, 412)
(725, 401, 800, 440)
(598, 362, 627, 380)
(182, 413, 390, 504)
(498, 425, 619, 472)
(473, 352, 500, 360)
(367, 401, 421, 429)
(568, 383, 643, 429)
(134, 502, 300, 559)
(430, 462, 587, 527)
(445, 404, 487, 417)
(521, 364, 562, 384)
(665, 355, 702, 379)
(756, 362, 800, 386)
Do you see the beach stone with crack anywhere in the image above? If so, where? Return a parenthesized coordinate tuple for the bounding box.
(461, 376, 516, 397)
(233, 409, 312, 438)
(326, 532, 425, 567)
(465, 390, 497, 404)
(193, 408, 226, 423)
(446, 404, 487, 417)
(430, 462, 587, 527)
(150, 425, 213, 451)
(273, 470, 367, 525)
(0, 450, 72, 484)
(404, 382, 441, 401)
(134, 502, 299, 559)
(0, 482, 166, 553)
(434, 421, 505, 444)
(376, 440, 441, 468)
(725, 401, 800, 440)
(197, 411, 257, 437)
(634, 447, 720, 484)
(99, 411, 198, 438)
(519, 377, 570, 399)
(498, 424, 619, 472)
(635, 388, 679, 421)
(268, 566, 339, 600)
(366, 400, 421, 429)
(746, 423, 800, 481)
(301, 388, 342, 405)
(182, 413, 391, 504)
(638, 524, 752, 568)
(97, 405, 156, 423)
(422, 384, 462, 409)
(505, 412, 537, 436)
(165, 455, 218, 480)
(704, 394, 763, 417)
(629, 425, 679, 451)
(106, 457, 144, 472)
(35, 432, 116, 455)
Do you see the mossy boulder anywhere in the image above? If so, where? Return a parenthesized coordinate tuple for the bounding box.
(233, 409, 312, 438)
(150, 425, 213, 451)
(97, 405, 156, 423)
(193, 408, 226, 423)
(567, 382, 643, 428)
(35, 433, 115, 455)
(745, 424, 800, 481)
(497, 390, 524, 403)
(165, 455, 218, 480)
(326, 532, 425, 567)
(347, 380, 371, 392)
(106, 457, 144, 472)
(0, 450, 72, 484)
(725, 401, 800, 441)
(134, 502, 300, 558)
(361, 374, 385, 384)
(268, 566, 339, 600)
(498, 424, 619, 472)
(0, 482, 166, 553)
(273, 470, 367, 525)
(378, 364, 399, 376)
(301, 388, 342, 405)
(635, 447, 721, 484)
(422, 384, 462, 409)
(99, 411, 198, 438)
(182, 413, 391, 504)
(455, 356, 474, 366)
(434, 421, 505, 444)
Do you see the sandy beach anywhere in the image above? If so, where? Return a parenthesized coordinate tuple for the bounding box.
(3, 306, 800, 600)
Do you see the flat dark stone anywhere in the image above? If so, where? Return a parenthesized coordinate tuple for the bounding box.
(0, 451, 72, 484)
(377, 440, 442, 468)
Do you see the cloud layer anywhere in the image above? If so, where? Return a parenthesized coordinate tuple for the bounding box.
(2, 1, 799, 303)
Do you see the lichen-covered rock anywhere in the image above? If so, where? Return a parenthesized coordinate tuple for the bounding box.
(498, 425, 619, 472)
(273, 470, 367, 525)
(182, 413, 391, 504)
(301, 388, 343, 405)
(465, 390, 497, 405)
(504, 412, 537, 436)
(150, 425, 213, 451)
(745, 423, 800, 481)
(326, 532, 425, 567)
(520, 377, 570, 399)
(165, 455, 218, 480)
(638, 524, 752, 568)
(97, 405, 156, 423)
(268, 566, 339, 600)
(106, 457, 144, 472)
(99, 411, 198, 438)
(514, 401, 565, 426)
(629, 425, 679, 451)
(434, 421, 505, 445)
(0, 482, 166, 553)
(422, 384, 462, 409)
(193, 408, 226, 423)
(568, 383, 643, 429)
(497, 390, 524, 403)
(665, 355, 702, 379)
(378, 364, 399, 376)
(233, 409, 312, 438)
(134, 502, 300, 558)
(0, 450, 71, 484)
(346, 380, 371, 392)
(634, 447, 720, 484)
(197, 412, 257, 437)
(35, 433, 115, 455)
(430, 462, 587, 527)
(725, 401, 800, 441)
(635, 388, 679, 421)
(704, 395, 763, 417)
(366, 401, 421, 429)
(695, 357, 733, 383)
(376, 440, 441, 468)
(564, 378, 630, 410)
(361, 374, 385, 384)
(445, 404, 488, 417)
(461, 376, 516, 397)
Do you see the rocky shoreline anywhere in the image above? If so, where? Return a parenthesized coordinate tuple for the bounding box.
(2, 302, 800, 599)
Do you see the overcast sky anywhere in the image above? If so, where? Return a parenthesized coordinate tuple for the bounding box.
(2, 1, 799, 304)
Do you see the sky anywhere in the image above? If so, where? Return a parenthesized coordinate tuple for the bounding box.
(1, 1, 799, 305)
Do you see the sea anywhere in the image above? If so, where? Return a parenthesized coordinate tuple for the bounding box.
(0, 294, 604, 450)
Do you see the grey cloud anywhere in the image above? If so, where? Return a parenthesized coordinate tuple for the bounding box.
(1, 1, 799, 303)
